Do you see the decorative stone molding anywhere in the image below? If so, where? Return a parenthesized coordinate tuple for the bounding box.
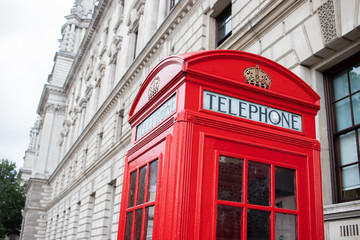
(114, 0, 125, 33)
(317, 0, 337, 44)
(44, 104, 66, 114)
(127, 0, 145, 34)
(95, 61, 106, 86)
(108, 35, 123, 62)
(71, 0, 96, 18)
(79, 97, 88, 107)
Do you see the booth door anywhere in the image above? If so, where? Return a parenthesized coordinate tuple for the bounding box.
(122, 141, 165, 240)
(200, 136, 311, 240)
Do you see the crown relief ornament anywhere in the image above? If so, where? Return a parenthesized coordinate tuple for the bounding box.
(243, 65, 272, 89)
(148, 77, 160, 100)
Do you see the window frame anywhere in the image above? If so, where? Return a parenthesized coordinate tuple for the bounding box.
(215, 3, 232, 47)
(324, 52, 360, 203)
(215, 153, 299, 239)
(123, 156, 161, 240)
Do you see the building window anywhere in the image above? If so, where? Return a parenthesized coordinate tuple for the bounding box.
(133, 28, 139, 60)
(170, 0, 176, 10)
(116, 110, 124, 140)
(124, 159, 158, 239)
(216, 4, 232, 47)
(326, 55, 360, 201)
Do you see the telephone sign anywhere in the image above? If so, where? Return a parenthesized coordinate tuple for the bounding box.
(203, 90, 302, 131)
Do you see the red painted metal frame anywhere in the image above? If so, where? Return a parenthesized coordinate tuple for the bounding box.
(118, 50, 324, 239)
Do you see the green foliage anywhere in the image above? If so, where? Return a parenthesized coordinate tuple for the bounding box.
(0, 159, 26, 238)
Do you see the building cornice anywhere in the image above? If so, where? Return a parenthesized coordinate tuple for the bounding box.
(24, 177, 48, 193)
(37, 84, 66, 115)
(63, 0, 110, 92)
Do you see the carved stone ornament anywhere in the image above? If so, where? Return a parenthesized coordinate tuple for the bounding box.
(317, 0, 337, 44)
(148, 77, 160, 100)
(243, 65, 271, 89)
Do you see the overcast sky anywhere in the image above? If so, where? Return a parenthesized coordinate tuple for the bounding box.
(0, 0, 74, 169)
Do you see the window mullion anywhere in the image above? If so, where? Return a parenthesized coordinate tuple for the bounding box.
(347, 67, 356, 127)
(140, 164, 150, 240)
(270, 164, 275, 240)
(243, 158, 248, 240)
(356, 129, 360, 178)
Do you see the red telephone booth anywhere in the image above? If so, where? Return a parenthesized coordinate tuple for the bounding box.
(117, 50, 324, 240)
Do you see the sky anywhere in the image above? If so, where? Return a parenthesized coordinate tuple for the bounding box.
(0, 0, 75, 169)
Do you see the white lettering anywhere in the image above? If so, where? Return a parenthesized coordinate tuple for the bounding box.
(136, 94, 177, 140)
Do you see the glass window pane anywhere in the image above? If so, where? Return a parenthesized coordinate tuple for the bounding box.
(349, 61, 360, 93)
(147, 160, 158, 202)
(334, 98, 352, 131)
(143, 206, 155, 240)
(275, 167, 297, 210)
(248, 161, 270, 206)
(247, 209, 270, 240)
(275, 213, 297, 240)
(341, 164, 360, 191)
(216, 205, 242, 240)
(218, 156, 243, 202)
(216, 5, 232, 45)
(124, 211, 133, 240)
(332, 69, 349, 100)
(339, 131, 358, 166)
(225, 20, 231, 36)
(134, 209, 143, 240)
(352, 93, 360, 125)
(128, 171, 137, 207)
(342, 185, 360, 200)
(137, 166, 147, 205)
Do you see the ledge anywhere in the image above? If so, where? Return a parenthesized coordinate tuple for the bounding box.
(324, 200, 360, 221)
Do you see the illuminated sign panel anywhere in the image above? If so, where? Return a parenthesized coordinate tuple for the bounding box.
(136, 94, 177, 140)
(203, 90, 302, 131)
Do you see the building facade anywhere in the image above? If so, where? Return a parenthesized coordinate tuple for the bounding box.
(19, 0, 360, 239)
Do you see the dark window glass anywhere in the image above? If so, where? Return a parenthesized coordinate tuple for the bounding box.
(216, 157, 299, 239)
(216, 205, 242, 239)
(124, 211, 133, 240)
(275, 167, 297, 210)
(327, 57, 360, 201)
(218, 156, 243, 202)
(248, 161, 270, 206)
(128, 171, 137, 207)
(135, 209, 143, 240)
(143, 206, 155, 240)
(275, 213, 297, 240)
(247, 209, 270, 240)
(137, 166, 147, 205)
(147, 161, 158, 202)
(125, 160, 159, 240)
(216, 4, 232, 46)
(170, 0, 176, 10)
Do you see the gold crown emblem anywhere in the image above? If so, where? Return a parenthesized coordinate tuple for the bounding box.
(243, 65, 271, 89)
(148, 77, 160, 100)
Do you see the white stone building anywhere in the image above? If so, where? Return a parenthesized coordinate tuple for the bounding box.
(19, 0, 360, 239)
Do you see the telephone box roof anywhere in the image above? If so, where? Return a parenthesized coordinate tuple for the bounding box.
(129, 50, 320, 123)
